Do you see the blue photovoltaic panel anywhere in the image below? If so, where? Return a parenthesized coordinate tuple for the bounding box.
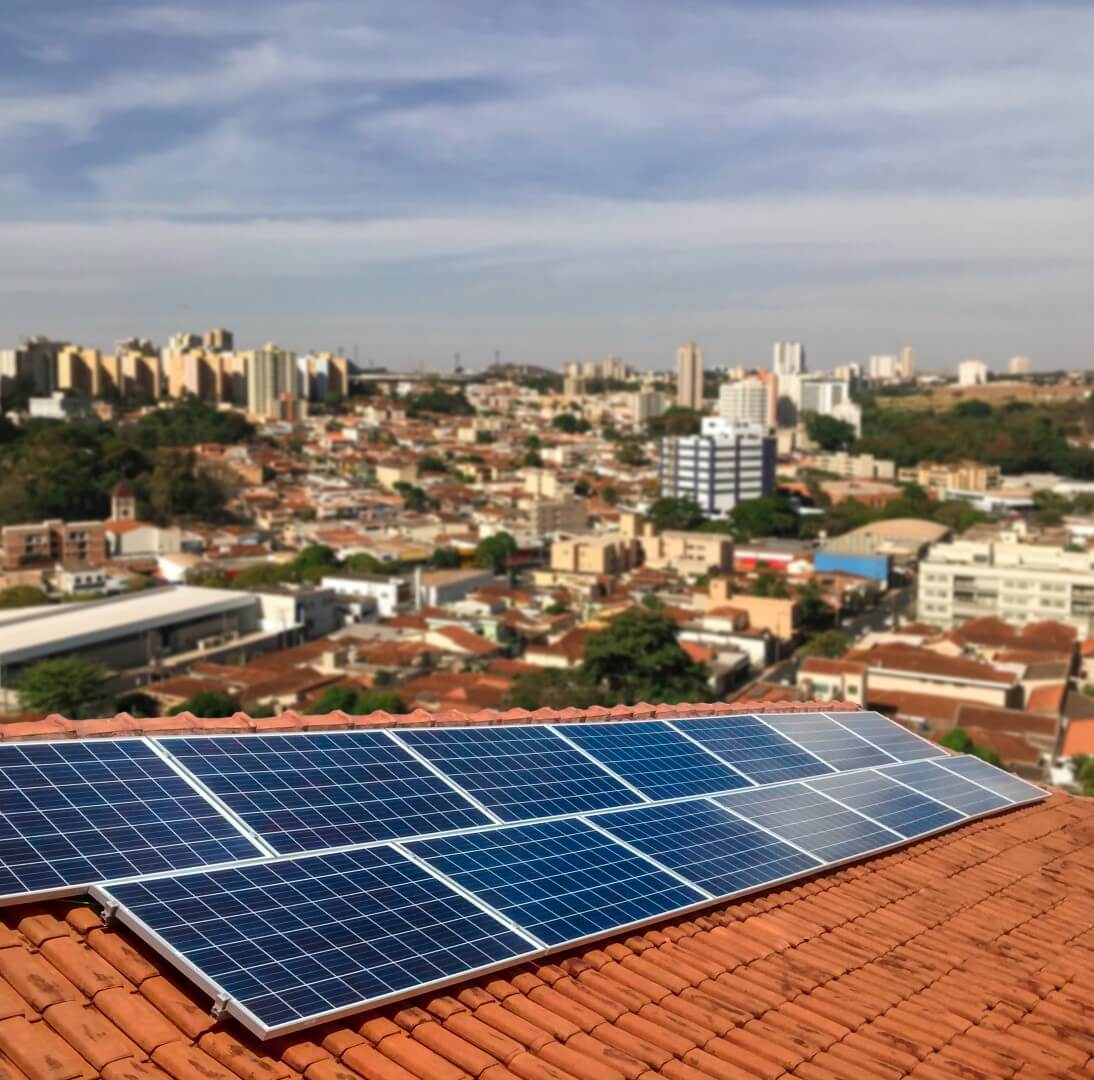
(158, 733, 492, 853)
(714, 783, 901, 863)
(98, 847, 537, 1036)
(936, 754, 1047, 805)
(395, 726, 637, 821)
(828, 711, 944, 763)
(761, 712, 895, 770)
(590, 800, 821, 896)
(558, 722, 751, 800)
(0, 740, 261, 899)
(670, 714, 833, 785)
(406, 818, 704, 946)
(881, 761, 1010, 817)
(805, 770, 963, 838)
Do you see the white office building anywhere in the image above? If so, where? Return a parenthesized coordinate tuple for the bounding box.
(868, 354, 898, 380)
(717, 378, 770, 426)
(1008, 355, 1031, 376)
(659, 418, 776, 516)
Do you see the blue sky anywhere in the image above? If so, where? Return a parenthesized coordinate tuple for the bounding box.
(1, 1, 1092, 371)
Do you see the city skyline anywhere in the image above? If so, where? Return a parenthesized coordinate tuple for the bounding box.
(2, 1, 1092, 368)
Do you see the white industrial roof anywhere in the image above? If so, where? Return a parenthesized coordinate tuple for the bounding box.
(0, 586, 256, 667)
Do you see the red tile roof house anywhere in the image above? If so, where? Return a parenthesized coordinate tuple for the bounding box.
(0, 700, 1091, 1080)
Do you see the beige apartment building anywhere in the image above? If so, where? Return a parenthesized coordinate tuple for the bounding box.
(898, 461, 1001, 492)
(811, 452, 896, 481)
(706, 577, 799, 639)
(918, 540, 1094, 634)
(676, 342, 703, 410)
(524, 498, 588, 538)
(641, 531, 733, 577)
(549, 533, 640, 575)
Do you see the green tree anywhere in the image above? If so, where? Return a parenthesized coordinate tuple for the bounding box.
(476, 532, 517, 573)
(171, 691, 241, 718)
(1070, 754, 1094, 797)
(230, 563, 296, 590)
(428, 547, 463, 569)
(0, 586, 51, 609)
(475, 430, 496, 445)
(293, 544, 339, 582)
(939, 727, 1004, 768)
(573, 479, 592, 497)
(800, 629, 852, 658)
(797, 580, 831, 629)
(616, 441, 648, 467)
(805, 413, 856, 452)
(418, 454, 448, 473)
(552, 412, 590, 434)
(345, 552, 402, 576)
(544, 600, 569, 616)
(405, 388, 474, 417)
(729, 495, 797, 541)
(522, 449, 543, 468)
(504, 669, 602, 711)
(602, 486, 620, 506)
(648, 496, 705, 532)
(753, 571, 789, 599)
(581, 609, 708, 706)
(115, 691, 161, 718)
(311, 685, 405, 714)
(16, 657, 110, 719)
(648, 407, 702, 437)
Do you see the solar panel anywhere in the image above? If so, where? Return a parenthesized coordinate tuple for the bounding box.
(0, 739, 262, 901)
(827, 711, 944, 763)
(935, 754, 1047, 804)
(394, 726, 639, 821)
(670, 714, 834, 785)
(714, 783, 901, 863)
(557, 722, 751, 800)
(157, 733, 493, 853)
(760, 712, 896, 770)
(589, 800, 821, 896)
(880, 760, 1010, 817)
(405, 818, 704, 946)
(805, 770, 963, 837)
(93, 847, 539, 1038)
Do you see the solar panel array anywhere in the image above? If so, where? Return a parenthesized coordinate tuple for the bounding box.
(0, 710, 1047, 1039)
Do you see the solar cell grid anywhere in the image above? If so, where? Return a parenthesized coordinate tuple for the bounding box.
(936, 754, 1047, 804)
(881, 760, 1009, 817)
(0, 740, 261, 899)
(406, 818, 704, 946)
(761, 712, 896, 770)
(395, 726, 638, 821)
(714, 783, 902, 863)
(96, 846, 538, 1035)
(805, 769, 963, 837)
(558, 722, 752, 800)
(827, 711, 944, 763)
(670, 714, 834, 785)
(589, 800, 821, 896)
(158, 733, 493, 853)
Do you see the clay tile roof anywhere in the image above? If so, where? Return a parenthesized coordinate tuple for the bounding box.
(1062, 716, 1094, 756)
(955, 702, 1059, 738)
(1027, 681, 1067, 716)
(0, 775, 1088, 1075)
(961, 725, 1043, 766)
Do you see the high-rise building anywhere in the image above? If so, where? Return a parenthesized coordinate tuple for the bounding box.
(868, 354, 898, 380)
(772, 342, 805, 376)
(1008, 355, 1031, 376)
(958, 359, 989, 387)
(204, 329, 234, 353)
(659, 417, 775, 516)
(718, 378, 771, 426)
(246, 344, 302, 420)
(0, 337, 65, 399)
(676, 342, 704, 410)
(898, 345, 915, 378)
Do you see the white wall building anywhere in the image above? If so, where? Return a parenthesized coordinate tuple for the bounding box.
(1008, 355, 1031, 375)
(246, 344, 302, 419)
(717, 378, 770, 426)
(800, 379, 850, 416)
(772, 342, 805, 376)
(659, 418, 776, 516)
(957, 359, 989, 387)
(868, 354, 898, 380)
(918, 540, 1094, 634)
(320, 573, 409, 618)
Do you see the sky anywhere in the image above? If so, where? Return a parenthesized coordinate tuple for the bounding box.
(1, 0, 1093, 372)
